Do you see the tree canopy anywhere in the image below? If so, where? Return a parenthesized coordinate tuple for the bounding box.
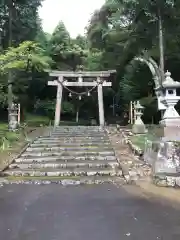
(1, 0, 180, 124)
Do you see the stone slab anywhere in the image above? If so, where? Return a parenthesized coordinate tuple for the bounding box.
(9, 160, 119, 169)
(1, 167, 118, 177)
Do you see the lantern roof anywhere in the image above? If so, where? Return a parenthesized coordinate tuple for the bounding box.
(163, 71, 180, 88)
(135, 101, 144, 109)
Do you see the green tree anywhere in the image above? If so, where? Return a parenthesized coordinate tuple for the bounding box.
(0, 41, 52, 127)
(50, 21, 87, 71)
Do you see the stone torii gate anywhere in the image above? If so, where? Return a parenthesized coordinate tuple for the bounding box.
(48, 70, 116, 126)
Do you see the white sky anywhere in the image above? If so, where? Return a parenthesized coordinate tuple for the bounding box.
(39, 0, 105, 38)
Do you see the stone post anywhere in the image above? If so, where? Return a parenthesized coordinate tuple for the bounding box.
(132, 101, 146, 134)
(97, 77, 105, 126)
(54, 76, 63, 127)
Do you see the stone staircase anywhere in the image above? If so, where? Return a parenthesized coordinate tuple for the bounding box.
(0, 126, 124, 185)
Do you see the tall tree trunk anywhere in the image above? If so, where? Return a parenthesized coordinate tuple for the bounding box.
(8, 0, 13, 129)
(158, 9, 165, 83)
(158, 8, 166, 119)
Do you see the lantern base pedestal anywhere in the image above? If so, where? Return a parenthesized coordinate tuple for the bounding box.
(154, 141, 178, 175)
(8, 114, 18, 131)
(160, 117, 180, 141)
(8, 104, 19, 131)
(132, 118, 146, 134)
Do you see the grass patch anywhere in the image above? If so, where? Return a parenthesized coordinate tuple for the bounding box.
(25, 114, 50, 127)
(0, 124, 46, 171)
(0, 122, 29, 170)
(0, 123, 23, 151)
(130, 134, 150, 150)
(24, 114, 91, 127)
(130, 125, 161, 150)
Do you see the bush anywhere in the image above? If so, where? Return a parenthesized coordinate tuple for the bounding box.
(34, 99, 75, 120)
(34, 100, 56, 120)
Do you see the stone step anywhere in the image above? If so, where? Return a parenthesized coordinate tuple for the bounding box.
(1, 176, 125, 186)
(34, 139, 110, 144)
(26, 146, 113, 152)
(51, 130, 106, 133)
(39, 134, 109, 141)
(34, 138, 110, 145)
(30, 143, 111, 148)
(52, 130, 105, 132)
(15, 155, 117, 163)
(21, 150, 115, 157)
(51, 129, 105, 132)
(9, 160, 119, 169)
(1, 167, 122, 177)
(53, 126, 103, 129)
(51, 129, 104, 133)
(0, 126, 122, 185)
(51, 133, 106, 136)
(50, 135, 107, 138)
(51, 132, 105, 134)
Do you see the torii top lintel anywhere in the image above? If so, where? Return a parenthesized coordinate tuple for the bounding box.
(48, 70, 116, 78)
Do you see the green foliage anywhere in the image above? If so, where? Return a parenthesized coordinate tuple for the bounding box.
(34, 99, 75, 120)
(0, 0, 43, 50)
(0, 0, 180, 126)
(49, 22, 86, 70)
(0, 41, 53, 74)
(84, 49, 103, 70)
(84, 0, 180, 123)
(25, 113, 50, 127)
(62, 101, 75, 115)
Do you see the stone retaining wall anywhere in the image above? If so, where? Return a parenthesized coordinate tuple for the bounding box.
(107, 126, 152, 183)
(120, 126, 180, 188)
(121, 129, 143, 157)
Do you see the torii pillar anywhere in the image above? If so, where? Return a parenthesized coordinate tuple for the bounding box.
(54, 76, 63, 126)
(97, 77, 105, 126)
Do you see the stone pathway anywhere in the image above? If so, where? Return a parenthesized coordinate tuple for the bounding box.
(0, 126, 124, 185)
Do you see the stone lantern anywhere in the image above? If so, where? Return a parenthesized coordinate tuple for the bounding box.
(8, 103, 19, 131)
(132, 101, 146, 134)
(160, 71, 180, 140)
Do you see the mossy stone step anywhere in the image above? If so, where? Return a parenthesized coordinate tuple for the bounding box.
(34, 140, 110, 145)
(15, 155, 117, 163)
(38, 137, 109, 141)
(26, 146, 113, 152)
(9, 160, 119, 169)
(1, 176, 125, 185)
(31, 143, 111, 148)
(1, 167, 122, 177)
(1, 126, 121, 183)
(21, 150, 115, 158)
